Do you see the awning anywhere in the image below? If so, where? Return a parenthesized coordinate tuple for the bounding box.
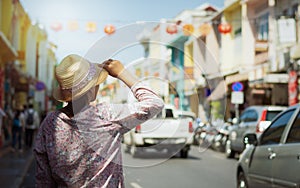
(0, 31, 17, 62)
(225, 73, 248, 84)
(207, 80, 227, 101)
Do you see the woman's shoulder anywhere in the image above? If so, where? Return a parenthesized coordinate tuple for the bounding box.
(40, 111, 63, 129)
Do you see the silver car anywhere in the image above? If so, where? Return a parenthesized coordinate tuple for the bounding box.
(225, 105, 287, 158)
(237, 104, 300, 188)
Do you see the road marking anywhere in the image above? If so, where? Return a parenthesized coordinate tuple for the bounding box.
(130, 182, 143, 188)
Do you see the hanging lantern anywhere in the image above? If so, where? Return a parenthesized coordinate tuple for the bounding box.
(50, 22, 62, 32)
(68, 20, 79, 31)
(86, 22, 97, 33)
(166, 24, 178, 34)
(218, 23, 232, 34)
(199, 23, 212, 36)
(104, 25, 116, 35)
(183, 24, 194, 36)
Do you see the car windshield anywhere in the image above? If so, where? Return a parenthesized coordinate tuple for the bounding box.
(266, 111, 282, 121)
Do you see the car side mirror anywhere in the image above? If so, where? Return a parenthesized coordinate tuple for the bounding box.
(244, 134, 258, 146)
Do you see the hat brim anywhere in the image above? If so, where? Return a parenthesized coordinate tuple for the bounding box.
(53, 63, 108, 102)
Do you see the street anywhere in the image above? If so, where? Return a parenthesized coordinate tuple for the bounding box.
(21, 145, 237, 188)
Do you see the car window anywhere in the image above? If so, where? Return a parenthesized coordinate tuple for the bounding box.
(286, 111, 300, 143)
(247, 110, 258, 122)
(240, 110, 257, 122)
(165, 109, 174, 118)
(260, 109, 295, 145)
(266, 111, 282, 121)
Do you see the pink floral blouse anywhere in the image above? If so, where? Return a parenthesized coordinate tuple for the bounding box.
(34, 83, 164, 187)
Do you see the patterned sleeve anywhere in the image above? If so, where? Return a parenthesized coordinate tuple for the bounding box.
(33, 115, 57, 187)
(98, 82, 164, 134)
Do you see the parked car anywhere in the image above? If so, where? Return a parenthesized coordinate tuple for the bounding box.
(226, 105, 287, 158)
(237, 104, 300, 188)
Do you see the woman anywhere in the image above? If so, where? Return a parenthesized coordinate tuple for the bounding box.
(34, 54, 164, 187)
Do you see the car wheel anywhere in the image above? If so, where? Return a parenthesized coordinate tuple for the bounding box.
(225, 140, 235, 158)
(237, 171, 248, 188)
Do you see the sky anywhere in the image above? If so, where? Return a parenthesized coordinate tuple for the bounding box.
(20, 0, 224, 63)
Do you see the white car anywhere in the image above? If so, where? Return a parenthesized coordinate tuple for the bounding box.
(123, 105, 194, 158)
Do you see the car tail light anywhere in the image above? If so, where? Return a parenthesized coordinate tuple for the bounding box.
(135, 125, 141, 133)
(256, 109, 267, 133)
(189, 121, 194, 133)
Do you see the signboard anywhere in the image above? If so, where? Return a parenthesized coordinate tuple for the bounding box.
(278, 18, 297, 44)
(231, 91, 244, 104)
(232, 82, 244, 91)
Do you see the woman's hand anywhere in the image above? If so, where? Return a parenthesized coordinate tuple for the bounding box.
(100, 59, 138, 88)
(101, 59, 125, 78)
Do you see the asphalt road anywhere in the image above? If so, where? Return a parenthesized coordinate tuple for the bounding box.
(123, 146, 237, 188)
(21, 145, 238, 188)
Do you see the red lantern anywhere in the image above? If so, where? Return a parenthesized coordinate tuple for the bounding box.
(104, 25, 115, 35)
(183, 24, 194, 36)
(166, 24, 178, 34)
(50, 22, 62, 32)
(218, 23, 232, 34)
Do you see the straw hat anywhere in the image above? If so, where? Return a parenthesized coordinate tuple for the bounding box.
(53, 54, 108, 102)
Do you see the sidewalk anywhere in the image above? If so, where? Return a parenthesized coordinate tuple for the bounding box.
(0, 146, 34, 188)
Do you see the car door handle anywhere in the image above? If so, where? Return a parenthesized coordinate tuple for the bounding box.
(268, 152, 276, 160)
(297, 154, 300, 161)
(268, 148, 276, 160)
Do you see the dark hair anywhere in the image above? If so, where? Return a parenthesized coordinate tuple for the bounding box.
(29, 104, 34, 108)
(14, 110, 21, 119)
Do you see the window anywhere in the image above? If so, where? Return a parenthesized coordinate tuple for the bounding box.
(255, 13, 269, 41)
(240, 110, 258, 123)
(266, 111, 282, 121)
(286, 112, 300, 143)
(247, 110, 258, 122)
(165, 109, 174, 118)
(260, 110, 295, 145)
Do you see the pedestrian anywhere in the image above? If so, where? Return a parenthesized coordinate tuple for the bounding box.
(34, 54, 164, 187)
(11, 105, 25, 152)
(24, 103, 39, 148)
